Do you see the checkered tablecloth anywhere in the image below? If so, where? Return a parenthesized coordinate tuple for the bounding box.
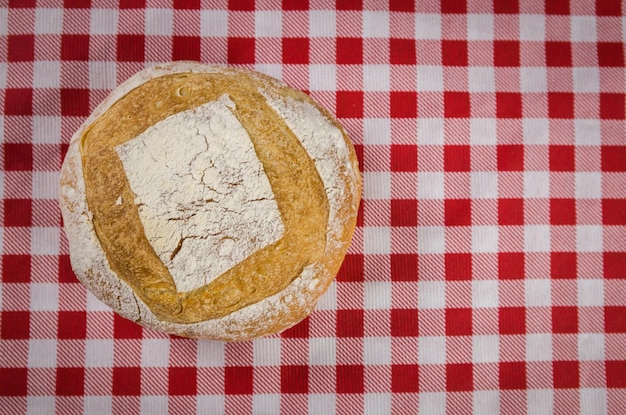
(1, 0, 625, 414)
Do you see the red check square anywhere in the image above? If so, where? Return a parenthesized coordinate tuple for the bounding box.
(56, 367, 85, 396)
(0, 368, 28, 396)
(546, 42, 572, 67)
(606, 361, 626, 388)
(391, 254, 418, 282)
(64, 0, 91, 7)
(61, 35, 90, 61)
(444, 145, 471, 172)
(336, 365, 364, 393)
(499, 362, 526, 389)
(174, 0, 200, 8)
(550, 199, 576, 225)
(498, 199, 524, 225)
(446, 308, 472, 336)
(336, 309, 364, 338)
(551, 252, 577, 279)
(336, 38, 363, 64)
(596, 0, 622, 16)
(1, 311, 30, 339)
(553, 361, 580, 389)
(441, 0, 466, 13)
(390, 39, 416, 65)
(444, 92, 471, 118)
(498, 253, 525, 280)
(497, 93, 523, 118)
(61, 89, 90, 117)
(549, 145, 575, 171)
(549, 93, 574, 119)
(283, 38, 309, 64)
(391, 145, 418, 171)
(283, 0, 308, 10)
(9, 0, 37, 7)
(545, 0, 569, 14)
(442, 41, 468, 66)
(392, 365, 419, 392)
(281, 366, 309, 394)
(59, 255, 79, 283)
(552, 307, 578, 333)
(225, 367, 253, 394)
(4, 199, 32, 227)
(499, 307, 526, 334)
(113, 367, 141, 396)
(173, 36, 201, 61)
(391, 199, 418, 227)
(390, 92, 417, 119)
(604, 253, 625, 279)
(228, 0, 254, 10)
(228, 38, 255, 64)
(337, 254, 364, 282)
(494, 0, 518, 13)
(497, 145, 524, 171)
(336, 0, 362, 10)
(8, 35, 35, 62)
(58, 311, 87, 339)
(2, 255, 31, 283)
(114, 314, 143, 339)
(446, 364, 473, 391)
(281, 317, 309, 338)
(336, 91, 364, 118)
(494, 41, 520, 67)
(4, 89, 33, 116)
(445, 199, 472, 226)
(605, 307, 626, 333)
(601, 146, 625, 172)
(391, 309, 419, 337)
(117, 35, 145, 62)
(169, 367, 197, 395)
(390, 0, 414, 11)
(445, 253, 472, 281)
(119, 0, 145, 7)
(600, 94, 625, 120)
(598, 43, 625, 67)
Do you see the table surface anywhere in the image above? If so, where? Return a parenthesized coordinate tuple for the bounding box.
(1, 1, 625, 414)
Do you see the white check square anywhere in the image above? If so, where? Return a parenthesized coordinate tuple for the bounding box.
(145, 8, 173, 36)
(309, 64, 336, 91)
(419, 336, 446, 364)
(363, 65, 390, 91)
(526, 334, 553, 361)
(363, 12, 389, 38)
(30, 283, 59, 311)
(525, 279, 552, 307)
(90, 9, 118, 35)
(309, 338, 336, 366)
(85, 339, 114, 367)
(200, 10, 228, 37)
(364, 337, 391, 365)
(467, 14, 494, 40)
(33, 62, 60, 88)
(472, 280, 499, 308)
(473, 335, 500, 363)
(253, 338, 281, 366)
(28, 340, 57, 368)
(415, 14, 441, 39)
(141, 339, 170, 367)
(255, 11, 282, 37)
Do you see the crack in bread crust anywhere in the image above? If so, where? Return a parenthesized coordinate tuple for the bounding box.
(80, 71, 329, 324)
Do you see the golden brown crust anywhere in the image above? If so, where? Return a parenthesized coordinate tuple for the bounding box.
(61, 63, 361, 340)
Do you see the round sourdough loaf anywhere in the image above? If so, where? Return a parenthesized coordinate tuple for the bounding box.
(59, 62, 361, 341)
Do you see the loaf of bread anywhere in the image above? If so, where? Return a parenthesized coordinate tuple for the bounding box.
(59, 62, 361, 341)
